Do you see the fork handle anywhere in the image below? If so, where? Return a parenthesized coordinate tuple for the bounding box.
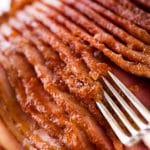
(142, 133, 150, 149)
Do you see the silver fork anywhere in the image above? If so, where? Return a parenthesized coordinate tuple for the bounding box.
(96, 71, 150, 148)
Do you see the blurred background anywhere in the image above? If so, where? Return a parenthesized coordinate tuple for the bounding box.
(0, 0, 11, 15)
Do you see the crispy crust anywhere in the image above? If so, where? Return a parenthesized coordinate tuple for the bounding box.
(0, 58, 62, 150)
(41, 0, 150, 78)
(4, 30, 112, 150)
(96, 0, 150, 32)
(0, 0, 150, 150)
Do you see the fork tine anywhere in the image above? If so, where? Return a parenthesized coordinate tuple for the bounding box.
(96, 101, 130, 145)
(103, 90, 138, 135)
(102, 76, 147, 130)
(108, 71, 150, 123)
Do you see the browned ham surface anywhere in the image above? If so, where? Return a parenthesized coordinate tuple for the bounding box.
(0, 0, 150, 150)
(43, 0, 150, 78)
(96, 0, 150, 32)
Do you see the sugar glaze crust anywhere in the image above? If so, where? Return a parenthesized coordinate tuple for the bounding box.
(0, 0, 150, 150)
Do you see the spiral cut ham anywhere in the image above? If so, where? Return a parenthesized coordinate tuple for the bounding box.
(0, 60, 63, 150)
(0, 0, 150, 150)
(95, 0, 150, 32)
(6, 14, 120, 150)
(41, 0, 150, 78)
